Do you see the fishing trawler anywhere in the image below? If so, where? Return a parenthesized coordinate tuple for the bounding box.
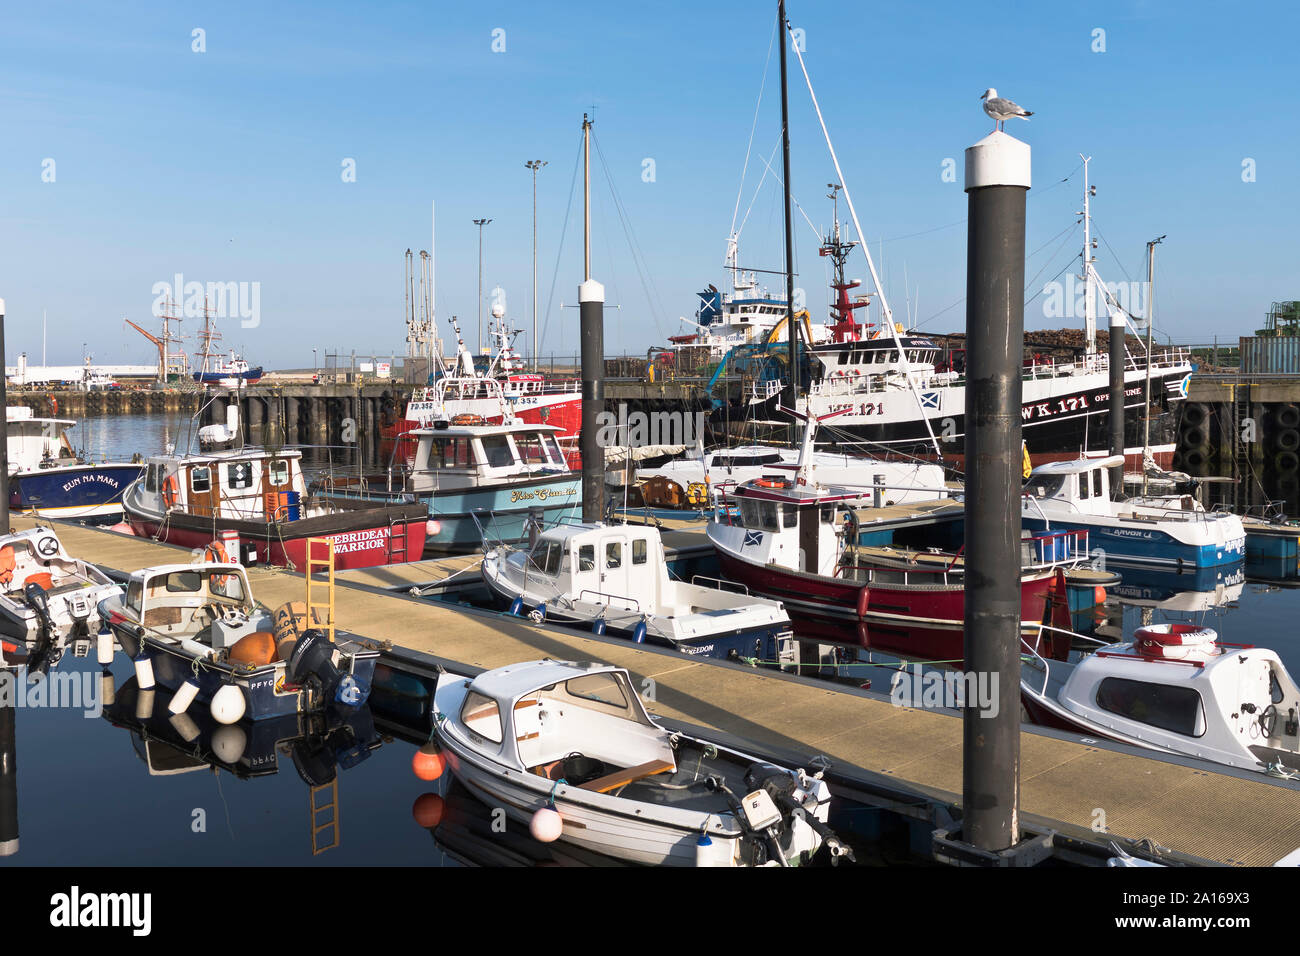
(122, 406, 427, 570)
(710, 162, 1193, 470)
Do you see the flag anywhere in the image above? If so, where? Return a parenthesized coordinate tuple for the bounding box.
(743, 530, 763, 548)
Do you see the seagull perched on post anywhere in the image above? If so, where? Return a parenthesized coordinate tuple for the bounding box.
(981, 88, 1032, 131)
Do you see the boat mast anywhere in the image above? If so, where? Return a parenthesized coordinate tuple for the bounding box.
(1142, 234, 1165, 494)
(778, 0, 799, 415)
(1081, 155, 1096, 357)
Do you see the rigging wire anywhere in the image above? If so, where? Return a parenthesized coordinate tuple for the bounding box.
(539, 130, 585, 355)
(730, 19, 779, 238)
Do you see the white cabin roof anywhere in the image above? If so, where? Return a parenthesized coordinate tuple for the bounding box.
(1030, 455, 1123, 477)
(466, 659, 622, 705)
(410, 422, 565, 438)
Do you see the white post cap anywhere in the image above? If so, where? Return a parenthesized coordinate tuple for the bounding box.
(965, 130, 1031, 191)
(579, 279, 605, 304)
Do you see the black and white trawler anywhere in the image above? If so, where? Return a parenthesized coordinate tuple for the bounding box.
(480, 521, 795, 664)
(433, 659, 849, 866)
(719, 159, 1193, 470)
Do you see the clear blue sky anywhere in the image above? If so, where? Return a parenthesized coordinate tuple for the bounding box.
(2, 0, 1295, 368)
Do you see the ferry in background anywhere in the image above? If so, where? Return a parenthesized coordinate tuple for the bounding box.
(6, 406, 143, 521)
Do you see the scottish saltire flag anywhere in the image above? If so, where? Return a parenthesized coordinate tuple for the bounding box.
(743, 530, 763, 548)
(921, 392, 940, 409)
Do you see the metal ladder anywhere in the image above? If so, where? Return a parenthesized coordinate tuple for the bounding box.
(386, 516, 408, 564)
(305, 537, 335, 642)
(309, 779, 340, 855)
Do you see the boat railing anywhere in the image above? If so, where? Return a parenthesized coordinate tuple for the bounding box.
(578, 589, 642, 614)
(1023, 528, 1090, 569)
(690, 574, 750, 596)
(1019, 625, 1111, 697)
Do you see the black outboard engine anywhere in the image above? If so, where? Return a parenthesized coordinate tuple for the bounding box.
(744, 762, 856, 865)
(23, 581, 59, 674)
(287, 629, 370, 709)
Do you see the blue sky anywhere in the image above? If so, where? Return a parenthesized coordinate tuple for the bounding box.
(2, 0, 1295, 368)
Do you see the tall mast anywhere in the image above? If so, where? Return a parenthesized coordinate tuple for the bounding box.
(778, 0, 798, 407)
(1081, 155, 1096, 357)
(583, 115, 592, 281)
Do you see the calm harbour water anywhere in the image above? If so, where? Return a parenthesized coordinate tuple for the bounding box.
(4, 414, 1300, 867)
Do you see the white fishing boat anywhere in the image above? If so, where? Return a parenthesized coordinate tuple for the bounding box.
(433, 659, 849, 866)
(1021, 455, 1246, 569)
(0, 526, 120, 666)
(480, 522, 795, 664)
(1020, 623, 1300, 776)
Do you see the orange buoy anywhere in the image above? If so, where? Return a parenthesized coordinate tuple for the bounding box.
(412, 792, 445, 828)
(108, 522, 135, 536)
(412, 743, 446, 781)
(1093, 586, 1106, 607)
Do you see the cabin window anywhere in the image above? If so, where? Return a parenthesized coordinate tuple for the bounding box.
(739, 497, 780, 532)
(126, 580, 143, 614)
(633, 539, 647, 565)
(564, 673, 630, 717)
(163, 571, 203, 593)
(190, 467, 211, 494)
(514, 434, 548, 465)
(605, 541, 623, 570)
(227, 462, 254, 490)
(208, 571, 244, 601)
(479, 435, 514, 468)
(781, 503, 799, 528)
(1095, 677, 1205, 737)
(460, 691, 503, 744)
(544, 436, 566, 466)
(528, 541, 563, 576)
(429, 438, 472, 469)
(268, 460, 290, 487)
(1025, 475, 1068, 499)
(144, 464, 158, 493)
(577, 544, 595, 572)
(1078, 474, 1090, 499)
(1092, 470, 1103, 498)
(821, 505, 838, 526)
(1271, 669, 1285, 705)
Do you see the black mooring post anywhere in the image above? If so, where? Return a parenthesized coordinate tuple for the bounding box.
(963, 131, 1030, 853)
(580, 279, 606, 522)
(1109, 314, 1126, 496)
(0, 299, 8, 532)
(778, 0, 799, 442)
(0, 689, 17, 857)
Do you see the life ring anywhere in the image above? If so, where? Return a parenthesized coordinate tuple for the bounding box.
(204, 540, 233, 588)
(161, 473, 180, 509)
(450, 413, 484, 426)
(1134, 623, 1217, 646)
(755, 477, 791, 489)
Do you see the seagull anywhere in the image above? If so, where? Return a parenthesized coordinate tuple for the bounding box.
(981, 88, 1032, 131)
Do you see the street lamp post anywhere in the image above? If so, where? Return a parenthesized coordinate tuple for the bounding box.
(473, 218, 492, 353)
(525, 160, 548, 370)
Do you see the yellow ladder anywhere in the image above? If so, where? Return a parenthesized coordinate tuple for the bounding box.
(309, 779, 340, 855)
(305, 537, 336, 642)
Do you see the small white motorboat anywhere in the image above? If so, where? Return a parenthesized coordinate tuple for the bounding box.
(0, 527, 120, 668)
(1020, 623, 1300, 776)
(481, 522, 795, 664)
(433, 659, 850, 866)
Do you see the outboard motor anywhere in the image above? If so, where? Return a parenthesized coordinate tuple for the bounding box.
(287, 629, 371, 709)
(744, 762, 855, 865)
(23, 581, 60, 674)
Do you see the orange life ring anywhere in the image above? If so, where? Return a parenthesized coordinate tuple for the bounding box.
(162, 474, 179, 509)
(204, 540, 233, 588)
(756, 477, 791, 489)
(450, 413, 484, 426)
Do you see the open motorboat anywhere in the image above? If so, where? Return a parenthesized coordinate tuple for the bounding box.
(6, 406, 143, 521)
(1022, 455, 1246, 570)
(0, 526, 120, 669)
(433, 659, 850, 866)
(1020, 623, 1300, 776)
(480, 522, 795, 664)
(101, 562, 379, 723)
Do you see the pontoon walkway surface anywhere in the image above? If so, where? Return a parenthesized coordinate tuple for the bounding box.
(17, 514, 1300, 866)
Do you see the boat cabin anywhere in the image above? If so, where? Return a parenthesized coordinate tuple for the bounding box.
(405, 422, 569, 493)
(519, 523, 670, 614)
(1023, 455, 1121, 517)
(122, 563, 256, 645)
(139, 449, 307, 522)
(453, 660, 664, 775)
(728, 479, 853, 577)
(810, 335, 941, 388)
(5, 407, 77, 473)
